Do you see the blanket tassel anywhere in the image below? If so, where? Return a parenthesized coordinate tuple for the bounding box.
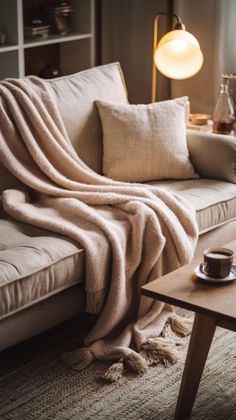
(102, 351, 148, 382)
(62, 347, 94, 371)
(170, 314, 193, 337)
(141, 337, 181, 366)
(125, 350, 148, 373)
(102, 359, 125, 382)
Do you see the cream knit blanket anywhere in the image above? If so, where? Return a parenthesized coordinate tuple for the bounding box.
(0, 77, 198, 380)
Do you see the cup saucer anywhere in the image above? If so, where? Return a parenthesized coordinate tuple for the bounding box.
(194, 265, 236, 283)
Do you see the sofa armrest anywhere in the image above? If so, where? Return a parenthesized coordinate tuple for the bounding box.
(187, 129, 236, 183)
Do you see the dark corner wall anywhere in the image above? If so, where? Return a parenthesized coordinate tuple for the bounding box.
(98, 0, 172, 104)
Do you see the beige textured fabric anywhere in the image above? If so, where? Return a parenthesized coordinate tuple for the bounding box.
(0, 62, 128, 193)
(0, 76, 197, 375)
(149, 178, 236, 234)
(47, 62, 128, 174)
(1, 178, 236, 323)
(0, 164, 21, 193)
(96, 97, 196, 182)
(0, 216, 84, 320)
(187, 130, 236, 183)
(0, 284, 85, 351)
(2, 220, 236, 353)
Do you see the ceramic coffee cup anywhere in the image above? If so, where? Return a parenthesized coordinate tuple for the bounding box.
(200, 247, 234, 279)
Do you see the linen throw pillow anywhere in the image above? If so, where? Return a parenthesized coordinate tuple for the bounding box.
(96, 97, 196, 182)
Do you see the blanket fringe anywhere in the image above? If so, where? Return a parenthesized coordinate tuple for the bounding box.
(62, 347, 94, 371)
(125, 350, 148, 373)
(102, 351, 148, 382)
(161, 323, 178, 341)
(141, 337, 181, 365)
(62, 315, 193, 381)
(170, 314, 193, 337)
(102, 359, 125, 382)
(139, 349, 161, 366)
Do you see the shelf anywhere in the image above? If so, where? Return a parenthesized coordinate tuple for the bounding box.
(0, 0, 95, 79)
(0, 0, 18, 48)
(0, 50, 19, 79)
(23, 32, 92, 49)
(0, 45, 19, 53)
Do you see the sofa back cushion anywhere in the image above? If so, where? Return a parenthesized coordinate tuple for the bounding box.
(96, 97, 196, 182)
(0, 63, 128, 194)
(46, 62, 128, 173)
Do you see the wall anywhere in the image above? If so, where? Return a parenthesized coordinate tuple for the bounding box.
(100, 0, 172, 104)
(101, 0, 235, 116)
(172, 0, 236, 114)
(171, 0, 219, 114)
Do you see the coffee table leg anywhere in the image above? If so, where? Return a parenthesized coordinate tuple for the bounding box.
(174, 312, 217, 420)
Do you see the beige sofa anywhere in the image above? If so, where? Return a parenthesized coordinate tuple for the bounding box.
(1, 62, 236, 351)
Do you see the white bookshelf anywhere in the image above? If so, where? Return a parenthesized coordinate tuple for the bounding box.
(0, 0, 95, 80)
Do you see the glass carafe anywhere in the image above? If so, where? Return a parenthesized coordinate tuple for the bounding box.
(213, 76, 235, 135)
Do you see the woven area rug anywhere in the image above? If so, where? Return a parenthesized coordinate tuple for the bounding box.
(0, 323, 236, 420)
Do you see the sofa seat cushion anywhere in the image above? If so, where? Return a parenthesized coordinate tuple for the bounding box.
(148, 178, 236, 234)
(0, 216, 84, 321)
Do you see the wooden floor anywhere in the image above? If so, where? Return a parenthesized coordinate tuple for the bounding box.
(0, 314, 95, 377)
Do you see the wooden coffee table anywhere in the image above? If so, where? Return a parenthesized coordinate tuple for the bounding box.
(141, 240, 236, 420)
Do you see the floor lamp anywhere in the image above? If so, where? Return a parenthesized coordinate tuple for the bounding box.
(152, 12, 203, 102)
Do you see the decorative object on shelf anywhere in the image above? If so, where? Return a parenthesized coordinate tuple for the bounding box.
(186, 113, 213, 133)
(151, 12, 204, 102)
(24, 20, 51, 40)
(187, 113, 212, 132)
(187, 120, 213, 132)
(213, 75, 235, 135)
(0, 28, 7, 45)
(39, 63, 62, 79)
(0, 0, 95, 81)
(190, 113, 211, 126)
(46, 1, 74, 36)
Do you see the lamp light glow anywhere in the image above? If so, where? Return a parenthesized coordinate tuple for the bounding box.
(154, 29, 203, 80)
(151, 13, 204, 102)
(170, 39, 187, 53)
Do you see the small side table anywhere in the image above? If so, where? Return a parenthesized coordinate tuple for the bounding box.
(186, 119, 213, 132)
(142, 240, 236, 420)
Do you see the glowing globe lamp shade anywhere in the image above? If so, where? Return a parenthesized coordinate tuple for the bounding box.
(154, 29, 204, 80)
